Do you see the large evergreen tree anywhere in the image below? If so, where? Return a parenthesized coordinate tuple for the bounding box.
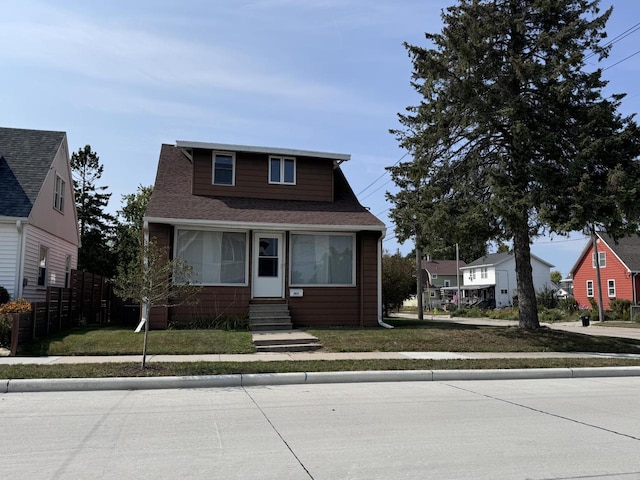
(391, 0, 640, 329)
(71, 145, 116, 277)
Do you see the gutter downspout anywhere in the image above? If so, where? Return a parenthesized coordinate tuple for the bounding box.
(377, 232, 393, 329)
(15, 220, 26, 298)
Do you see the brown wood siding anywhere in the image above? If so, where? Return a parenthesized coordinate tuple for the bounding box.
(288, 231, 381, 327)
(192, 149, 333, 202)
(573, 240, 634, 310)
(148, 223, 173, 329)
(170, 287, 251, 324)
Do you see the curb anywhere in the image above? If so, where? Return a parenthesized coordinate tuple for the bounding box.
(3, 367, 640, 393)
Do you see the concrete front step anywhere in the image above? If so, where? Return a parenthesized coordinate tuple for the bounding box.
(251, 330, 322, 352)
(250, 323, 293, 331)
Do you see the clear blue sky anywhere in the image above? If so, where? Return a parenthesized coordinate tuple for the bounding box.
(2, 0, 639, 277)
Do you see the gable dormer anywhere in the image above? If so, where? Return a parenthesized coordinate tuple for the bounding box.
(177, 141, 349, 202)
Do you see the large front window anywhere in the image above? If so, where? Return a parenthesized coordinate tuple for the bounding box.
(290, 234, 354, 286)
(176, 230, 247, 284)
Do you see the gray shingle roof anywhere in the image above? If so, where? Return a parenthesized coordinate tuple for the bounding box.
(598, 232, 640, 272)
(0, 127, 65, 217)
(145, 144, 385, 229)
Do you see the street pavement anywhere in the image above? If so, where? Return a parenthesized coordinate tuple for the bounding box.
(2, 378, 640, 479)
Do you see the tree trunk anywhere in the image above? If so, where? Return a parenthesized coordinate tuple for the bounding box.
(513, 225, 540, 329)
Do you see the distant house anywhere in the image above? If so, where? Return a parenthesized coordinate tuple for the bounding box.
(460, 252, 553, 307)
(570, 232, 640, 310)
(0, 127, 79, 301)
(144, 141, 386, 329)
(422, 258, 467, 307)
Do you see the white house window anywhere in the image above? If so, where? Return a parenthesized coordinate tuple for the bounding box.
(586, 280, 594, 297)
(472, 269, 477, 280)
(176, 230, 247, 284)
(608, 279, 616, 298)
(592, 251, 606, 268)
(432, 274, 438, 279)
(269, 156, 296, 185)
(290, 234, 354, 286)
(38, 246, 49, 286)
(54, 174, 65, 212)
(444, 280, 450, 287)
(212, 152, 235, 186)
(480, 267, 488, 279)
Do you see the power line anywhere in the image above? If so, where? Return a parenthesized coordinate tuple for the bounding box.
(603, 48, 640, 71)
(585, 21, 640, 61)
(356, 152, 408, 196)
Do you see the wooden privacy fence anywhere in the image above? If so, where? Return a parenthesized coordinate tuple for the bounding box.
(7, 270, 140, 355)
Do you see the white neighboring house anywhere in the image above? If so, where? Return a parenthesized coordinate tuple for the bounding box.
(460, 252, 554, 308)
(0, 127, 79, 302)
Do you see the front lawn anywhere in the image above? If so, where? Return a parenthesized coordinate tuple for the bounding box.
(21, 326, 255, 356)
(307, 318, 640, 354)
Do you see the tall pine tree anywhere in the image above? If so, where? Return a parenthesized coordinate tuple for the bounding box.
(71, 145, 116, 277)
(391, 0, 640, 329)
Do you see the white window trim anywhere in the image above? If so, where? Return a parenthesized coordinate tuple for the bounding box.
(586, 280, 594, 297)
(268, 156, 297, 185)
(54, 174, 65, 212)
(607, 279, 616, 298)
(173, 227, 249, 286)
(289, 231, 356, 287)
(592, 251, 606, 268)
(443, 280, 451, 287)
(212, 151, 236, 186)
(480, 267, 488, 279)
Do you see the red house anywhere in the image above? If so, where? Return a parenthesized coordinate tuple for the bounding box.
(143, 141, 386, 329)
(570, 232, 640, 310)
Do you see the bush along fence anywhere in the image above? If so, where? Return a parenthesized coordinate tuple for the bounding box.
(1, 270, 139, 355)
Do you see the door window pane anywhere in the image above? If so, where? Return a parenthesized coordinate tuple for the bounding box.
(258, 237, 278, 277)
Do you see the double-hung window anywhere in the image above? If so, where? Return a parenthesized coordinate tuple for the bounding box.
(213, 152, 235, 186)
(608, 280, 616, 298)
(176, 229, 247, 285)
(290, 234, 354, 286)
(480, 267, 488, 279)
(586, 280, 594, 297)
(592, 252, 606, 268)
(54, 174, 65, 212)
(269, 156, 296, 185)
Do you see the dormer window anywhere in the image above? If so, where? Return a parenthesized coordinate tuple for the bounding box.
(213, 152, 235, 186)
(269, 156, 296, 185)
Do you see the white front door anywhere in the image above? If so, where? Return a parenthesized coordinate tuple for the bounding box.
(252, 232, 284, 298)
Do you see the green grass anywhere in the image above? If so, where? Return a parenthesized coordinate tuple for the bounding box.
(1, 357, 640, 379)
(21, 326, 255, 356)
(307, 318, 640, 354)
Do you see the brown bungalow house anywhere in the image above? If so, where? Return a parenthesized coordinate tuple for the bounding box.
(143, 141, 386, 329)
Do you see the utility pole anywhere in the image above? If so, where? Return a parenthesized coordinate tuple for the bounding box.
(591, 227, 605, 322)
(456, 243, 461, 308)
(415, 233, 423, 320)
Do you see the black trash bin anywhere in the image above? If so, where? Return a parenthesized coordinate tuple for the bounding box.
(580, 314, 590, 327)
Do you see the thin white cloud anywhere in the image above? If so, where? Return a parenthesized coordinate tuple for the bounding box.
(0, 1, 354, 107)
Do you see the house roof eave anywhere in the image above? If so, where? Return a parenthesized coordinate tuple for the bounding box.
(175, 140, 351, 162)
(143, 216, 386, 234)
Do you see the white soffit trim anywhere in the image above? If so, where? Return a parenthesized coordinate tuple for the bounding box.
(144, 216, 385, 233)
(176, 140, 350, 162)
